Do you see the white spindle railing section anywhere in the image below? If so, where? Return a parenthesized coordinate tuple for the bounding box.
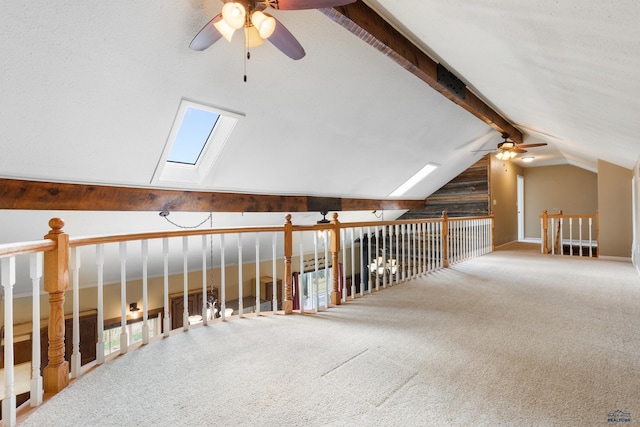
(0, 212, 493, 424)
(540, 211, 599, 257)
(0, 239, 53, 427)
(447, 217, 493, 266)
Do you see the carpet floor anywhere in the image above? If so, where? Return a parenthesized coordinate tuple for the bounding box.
(20, 243, 640, 426)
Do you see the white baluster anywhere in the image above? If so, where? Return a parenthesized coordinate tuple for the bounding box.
(374, 226, 380, 291)
(201, 235, 208, 326)
(29, 253, 43, 407)
(162, 238, 171, 337)
(313, 230, 319, 312)
(426, 222, 431, 272)
(400, 225, 406, 281)
(182, 236, 189, 331)
(96, 244, 105, 363)
(569, 219, 574, 256)
(559, 218, 564, 255)
(272, 232, 278, 313)
(551, 218, 556, 255)
(220, 234, 227, 318)
(367, 227, 373, 292)
(119, 242, 128, 354)
(70, 247, 82, 378)
(417, 223, 422, 275)
(359, 227, 365, 296)
(341, 228, 347, 301)
(322, 230, 333, 309)
(413, 223, 417, 277)
(578, 218, 583, 256)
(299, 232, 304, 313)
(255, 234, 260, 315)
(142, 240, 150, 343)
(540, 218, 544, 254)
(395, 224, 400, 284)
(420, 222, 427, 276)
(438, 221, 442, 267)
(1, 256, 17, 427)
(589, 218, 593, 257)
(238, 234, 244, 317)
(381, 225, 387, 289)
(350, 228, 356, 297)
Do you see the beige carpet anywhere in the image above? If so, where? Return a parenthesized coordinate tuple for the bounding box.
(20, 245, 640, 426)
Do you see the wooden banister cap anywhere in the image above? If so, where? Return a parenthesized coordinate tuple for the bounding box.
(48, 218, 65, 233)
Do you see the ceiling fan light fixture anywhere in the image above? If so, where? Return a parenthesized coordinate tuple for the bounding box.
(251, 11, 276, 39)
(221, 2, 246, 30)
(244, 26, 264, 47)
(213, 18, 237, 42)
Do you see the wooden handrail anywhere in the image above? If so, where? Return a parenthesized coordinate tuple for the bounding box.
(543, 213, 597, 219)
(69, 226, 283, 248)
(0, 240, 56, 258)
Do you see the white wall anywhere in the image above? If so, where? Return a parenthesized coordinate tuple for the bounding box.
(633, 157, 640, 273)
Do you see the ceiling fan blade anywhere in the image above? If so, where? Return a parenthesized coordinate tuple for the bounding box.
(518, 143, 548, 149)
(267, 18, 305, 60)
(267, 0, 356, 10)
(513, 149, 528, 153)
(189, 14, 224, 51)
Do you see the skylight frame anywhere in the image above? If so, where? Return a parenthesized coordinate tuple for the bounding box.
(152, 99, 243, 185)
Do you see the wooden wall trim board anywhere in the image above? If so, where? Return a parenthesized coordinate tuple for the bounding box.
(0, 178, 424, 212)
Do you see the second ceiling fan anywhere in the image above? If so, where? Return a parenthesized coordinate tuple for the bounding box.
(477, 132, 548, 160)
(190, 0, 356, 60)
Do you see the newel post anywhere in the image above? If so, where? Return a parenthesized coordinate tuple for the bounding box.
(330, 213, 341, 306)
(541, 210, 549, 254)
(283, 214, 294, 314)
(43, 218, 70, 394)
(442, 211, 449, 268)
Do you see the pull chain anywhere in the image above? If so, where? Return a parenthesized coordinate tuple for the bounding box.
(244, 43, 250, 82)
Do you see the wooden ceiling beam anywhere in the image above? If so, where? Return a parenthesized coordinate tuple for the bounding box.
(323, 2, 522, 144)
(0, 178, 424, 213)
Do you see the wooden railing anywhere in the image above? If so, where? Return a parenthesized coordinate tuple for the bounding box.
(0, 212, 493, 425)
(540, 210, 599, 257)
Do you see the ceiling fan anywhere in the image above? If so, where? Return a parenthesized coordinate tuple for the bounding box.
(189, 0, 356, 60)
(476, 132, 547, 160)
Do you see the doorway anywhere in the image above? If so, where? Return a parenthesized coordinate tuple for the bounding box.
(517, 175, 524, 241)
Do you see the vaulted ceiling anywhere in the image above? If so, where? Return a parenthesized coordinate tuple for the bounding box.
(1, 0, 639, 239)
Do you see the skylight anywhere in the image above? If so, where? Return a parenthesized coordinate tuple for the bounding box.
(152, 99, 243, 185)
(167, 107, 220, 165)
(388, 163, 438, 197)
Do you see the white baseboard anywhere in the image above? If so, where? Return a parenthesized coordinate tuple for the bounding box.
(598, 255, 632, 263)
(520, 237, 541, 243)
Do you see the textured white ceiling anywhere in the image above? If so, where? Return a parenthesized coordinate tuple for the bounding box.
(366, 0, 640, 171)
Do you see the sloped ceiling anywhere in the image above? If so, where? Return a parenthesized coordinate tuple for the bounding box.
(367, 0, 640, 171)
